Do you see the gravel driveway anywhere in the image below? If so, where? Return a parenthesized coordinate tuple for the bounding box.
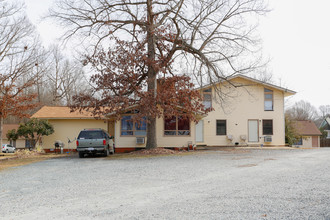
(1, 148, 330, 219)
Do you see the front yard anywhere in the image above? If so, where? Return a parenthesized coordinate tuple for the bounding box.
(0, 148, 329, 219)
(0, 150, 67, 171)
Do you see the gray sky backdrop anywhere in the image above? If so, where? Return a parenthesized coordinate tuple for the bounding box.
(24, 0, 330, 109)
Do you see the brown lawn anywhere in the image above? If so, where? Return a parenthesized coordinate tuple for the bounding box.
(0, 150, 67, 171)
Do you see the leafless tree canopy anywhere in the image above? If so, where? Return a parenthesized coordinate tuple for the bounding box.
(50, 0, 266, 85)
(286, 100, 318, 121)
(0, 0, 41, 146)
(319, 105, 330, 119)
(43, 44, 89, 106)
(0, 0, 40, 87)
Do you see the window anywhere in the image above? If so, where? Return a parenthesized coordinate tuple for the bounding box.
(78, 130, 105, 139)
(263, 120, 273, 135)
(164, 116, 190, 136)
(25, 140, 36, 149)
(203, 88, 212, 110)
(216, 120, 227, 135)
(264, 88, 273, 111)
(121, 116, 147, 136)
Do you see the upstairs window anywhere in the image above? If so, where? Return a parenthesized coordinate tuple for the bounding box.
(264, 88, 273, 111)
(164, 116, 190, 136)
(203, 88, 212, 110)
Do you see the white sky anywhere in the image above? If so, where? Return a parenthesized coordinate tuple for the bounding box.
(24, 0, 330, 109)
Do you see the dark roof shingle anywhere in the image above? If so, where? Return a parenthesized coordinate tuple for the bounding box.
(292, 120, 322, 136)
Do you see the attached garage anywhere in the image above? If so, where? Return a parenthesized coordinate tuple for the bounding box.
(31, 106, 109, 153)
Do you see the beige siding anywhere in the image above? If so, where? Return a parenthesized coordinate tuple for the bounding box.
(41, 119, 108, 149)
(114, 117, 196, 149)
(202, 78, 286, 146)
(296, 136, 320, 148)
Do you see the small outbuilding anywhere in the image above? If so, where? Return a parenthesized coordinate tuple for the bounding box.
(292, 120, 322, 148)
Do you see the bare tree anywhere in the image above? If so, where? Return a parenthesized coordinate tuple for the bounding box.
(0, 0, 42, 146)
(49, 0, 267, 149)
(286, 100, 318, 121)
(319, 105, 330, 119)
(45, 44, 89, 106)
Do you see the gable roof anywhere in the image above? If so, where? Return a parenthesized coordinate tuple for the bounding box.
(292, 120, 322, 136)
(31, 106, 99, 119)
(200, 74, 296, 97)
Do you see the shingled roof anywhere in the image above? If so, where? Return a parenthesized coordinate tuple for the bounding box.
(31, 106, 99, 119)
(292, 120, 322, 136)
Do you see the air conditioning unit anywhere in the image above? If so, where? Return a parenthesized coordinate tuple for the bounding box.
(136, 137, 145, 144)
(264, 136, 272, 142)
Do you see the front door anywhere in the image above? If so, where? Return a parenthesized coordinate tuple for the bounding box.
(108, 121, 115, 141)
(312, 136, 319, 147)
(248, 120, 259, 142)
(195, 120, 204, 143)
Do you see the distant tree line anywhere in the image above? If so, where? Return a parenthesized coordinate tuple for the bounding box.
(285, 100, 330, 143)
(0, 1, 90, 146)
(0, 1, 90, 126)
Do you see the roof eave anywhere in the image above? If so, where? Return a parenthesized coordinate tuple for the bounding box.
(196, 74, 296, 96)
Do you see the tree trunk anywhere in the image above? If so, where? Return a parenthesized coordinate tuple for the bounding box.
(145, 0, 157, 149)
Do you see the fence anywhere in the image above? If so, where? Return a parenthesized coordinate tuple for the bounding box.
(320, 139, 330, 147)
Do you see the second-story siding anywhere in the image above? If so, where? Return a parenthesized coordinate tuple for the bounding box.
(201, 77, 287, 146)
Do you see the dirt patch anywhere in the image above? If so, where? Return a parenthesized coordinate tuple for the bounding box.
(130, 148, 186, 155)
(231, 156, 252, 160)
(219, 148, 252, 154)
(264, 158, 276, 161)
(106, 148, 193, 160)
(0, 150, 44, 161)
(237, 163, 257, 168)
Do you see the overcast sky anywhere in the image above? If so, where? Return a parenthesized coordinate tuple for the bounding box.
(24, 0, 330, 109)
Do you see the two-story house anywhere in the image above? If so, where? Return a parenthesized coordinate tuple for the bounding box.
(197, 74, 295, 147)
(32, 74, 295, 152)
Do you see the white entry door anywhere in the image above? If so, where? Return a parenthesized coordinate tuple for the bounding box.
(248, 120, 259, 142)
(195, 120, 204, 143)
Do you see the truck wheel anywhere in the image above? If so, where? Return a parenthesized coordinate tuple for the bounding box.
(79, 152, 84, 158)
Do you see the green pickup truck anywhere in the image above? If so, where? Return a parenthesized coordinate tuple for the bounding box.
(76, 129, 114, 158)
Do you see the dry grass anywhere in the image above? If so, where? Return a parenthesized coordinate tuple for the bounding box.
(0, 150, 66, 172)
